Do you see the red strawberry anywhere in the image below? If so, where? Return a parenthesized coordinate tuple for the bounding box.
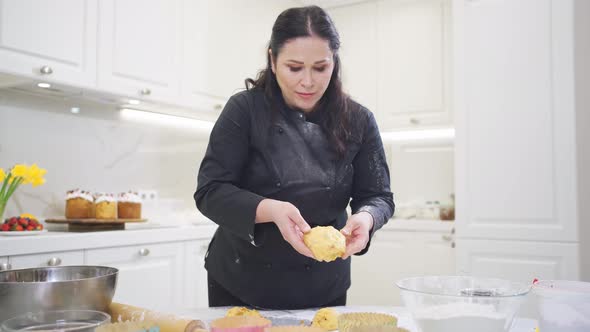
(8, 217, 18, 226)
(11, 224, 23, 231)
(1, 224, 9, 231)
(18, 218, 29, 227)
(26, 225, 35, 231)
(36, 224, 44, 230)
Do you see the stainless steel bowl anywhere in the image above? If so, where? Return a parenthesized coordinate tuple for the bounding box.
(0, 266, 118, 323)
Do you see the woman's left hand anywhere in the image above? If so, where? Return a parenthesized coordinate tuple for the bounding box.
(340, 211, 374, 259)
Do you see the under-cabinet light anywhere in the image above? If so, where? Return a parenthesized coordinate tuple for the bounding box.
(119, 108, 215, 131)
(380, 128, 455, 142)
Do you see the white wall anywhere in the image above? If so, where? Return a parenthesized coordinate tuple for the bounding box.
(575, 0, 590, 281)
(0, 90, 209, 221)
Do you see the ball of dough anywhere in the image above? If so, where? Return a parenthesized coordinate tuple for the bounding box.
(311, 307, 339, 331)
(303, 226, 346, 262)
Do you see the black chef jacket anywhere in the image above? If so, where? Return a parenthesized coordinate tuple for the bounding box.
(194, 87, 394, 309)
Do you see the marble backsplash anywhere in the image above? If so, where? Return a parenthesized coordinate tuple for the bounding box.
(0, 90, 210, 221)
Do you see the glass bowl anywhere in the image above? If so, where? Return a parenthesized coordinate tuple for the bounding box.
(1, 310, 111, 332)
(396, 276, 530, 332)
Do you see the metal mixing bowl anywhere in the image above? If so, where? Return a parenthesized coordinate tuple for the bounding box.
(0, 266, 118, 323)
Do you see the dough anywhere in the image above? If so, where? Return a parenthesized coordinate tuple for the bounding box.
(303, 226, 346, 262)
(225, 307, 263, 318)
(311, 307, 339, 331)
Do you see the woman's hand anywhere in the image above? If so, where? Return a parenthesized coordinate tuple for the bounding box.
(256, 199, 314, 258)
(340, 211, 374, 259)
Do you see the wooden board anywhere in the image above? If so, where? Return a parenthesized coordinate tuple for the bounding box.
(45, 218, 147, 232)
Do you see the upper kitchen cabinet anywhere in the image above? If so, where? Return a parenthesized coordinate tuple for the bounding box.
(97, 0, 182, 103)
(377, 0, 452, 130)
(0, 0, 97, 87)
(329, 2, 378, 114)
(180, 0, 225, 113)
(190, 0, 291, 101)
(329, 0, 452, 130)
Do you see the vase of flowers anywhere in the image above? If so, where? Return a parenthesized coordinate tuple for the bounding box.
(0, 164, 47, 221)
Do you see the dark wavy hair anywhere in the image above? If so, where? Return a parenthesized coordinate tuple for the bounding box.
(245, 6, 353, 157)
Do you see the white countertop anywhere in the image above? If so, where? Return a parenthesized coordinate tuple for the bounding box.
(0, 223, 217, 256)
(383, 218, 454, 233)
(173, 306, 537, 332)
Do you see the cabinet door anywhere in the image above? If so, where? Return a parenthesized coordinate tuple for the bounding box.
(456, 239, 579, 282)
(180, 0, 226, 114)
(85, 242, 183, 311)
(0, 0, 97, 87)
(183, 239, 210, 309)
(8, 250, 84, 270)
(329, 2, 378, 113)
(376, 0, 451, 130)
(97, 0, 182, 102)
(186, 0, 289, 100)
(349, 229, 455, 306)
(454, 0, 578, 242)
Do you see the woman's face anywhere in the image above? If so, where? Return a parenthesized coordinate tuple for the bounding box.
(271, 35, 334, 113)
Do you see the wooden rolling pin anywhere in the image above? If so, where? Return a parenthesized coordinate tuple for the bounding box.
(108, 302, 206, 332)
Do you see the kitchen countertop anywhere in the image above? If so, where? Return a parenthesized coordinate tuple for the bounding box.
(173, 306, 537, 332)
(0, 223, 217, 256)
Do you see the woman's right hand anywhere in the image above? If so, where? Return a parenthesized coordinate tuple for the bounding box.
(256, 199, 314, 258)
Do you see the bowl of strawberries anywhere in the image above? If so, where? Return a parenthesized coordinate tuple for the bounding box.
(0, 214, 45, 235)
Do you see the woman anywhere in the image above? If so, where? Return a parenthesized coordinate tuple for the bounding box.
(194, 5, 394, 309)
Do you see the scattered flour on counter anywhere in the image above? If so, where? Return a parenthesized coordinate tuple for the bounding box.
(413, 303, 509, 332)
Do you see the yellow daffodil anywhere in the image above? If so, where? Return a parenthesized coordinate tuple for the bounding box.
(0, 163, 47, 219)
(28, 164, 47, 187)
(10, 164, 29, 178)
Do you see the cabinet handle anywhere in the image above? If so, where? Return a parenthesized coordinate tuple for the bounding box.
(442, 234, 453, 242)
(409, 118, 420, 125)
(139, 88, 151, 96)
(139, 248, 150, 256)
(452, 242, 456, 249)
(39, 65, 53, 75)
(213, 104, 223, 111)
(0, 262, 12, 271)
(47, 257, 62, 266)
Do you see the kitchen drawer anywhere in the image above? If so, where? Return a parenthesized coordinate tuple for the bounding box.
(8, 250, 84, 270)
(85, 242, 183, 311)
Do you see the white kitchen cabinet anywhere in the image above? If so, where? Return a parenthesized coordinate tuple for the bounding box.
(454, 0, 577, 242)
(456, 239, 579, 282)
(198, 0, 292, 100)
(183, 239, 210, 309)
(97, 0, 182, 103)
(348, 223, 455, 306)
(329, 0, 452, 130)
(85, 242, 184, 311)
(8, 250, 84, 270)
(453, 0, 588, 281)
(329, 2, 378, 114)
(376, 0, 452, 130)
(0, 0, 97, 87)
